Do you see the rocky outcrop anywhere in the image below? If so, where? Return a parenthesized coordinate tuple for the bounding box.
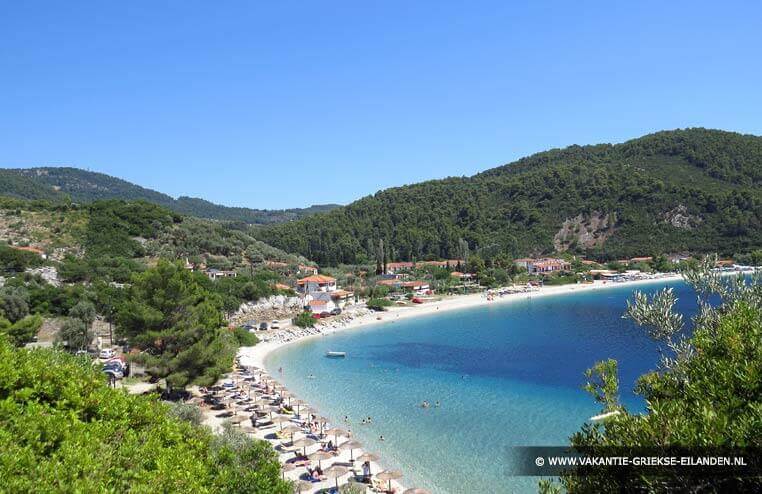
(554, 211, 617, 252)
(662, 204, 702, 230)
(231, 295, 303, 324)
(25, 266, 61, 286)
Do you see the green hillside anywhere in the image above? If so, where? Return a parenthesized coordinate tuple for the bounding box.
(0, 197, 307, 283)
(0, 167, 339, 224)
(257, 128, 762, 265)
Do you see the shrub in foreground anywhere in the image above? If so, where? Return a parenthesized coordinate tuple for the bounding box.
(0, 337, 290, 493)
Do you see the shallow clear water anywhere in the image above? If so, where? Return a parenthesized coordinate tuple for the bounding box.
(265, 280, 699, 493)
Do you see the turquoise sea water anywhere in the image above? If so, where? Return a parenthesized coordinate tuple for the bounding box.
(265, 280, 699, 493)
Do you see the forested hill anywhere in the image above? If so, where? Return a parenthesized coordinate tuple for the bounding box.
(257, 128, 762, 265)
(0, 167, 339, 224)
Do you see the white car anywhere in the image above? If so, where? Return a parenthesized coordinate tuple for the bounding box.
(271, 320, 280, 329)
(99, 348, 116, 360)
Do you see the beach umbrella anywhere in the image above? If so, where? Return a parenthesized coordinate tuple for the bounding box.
(280, 424, 302, 442)
(294, 479, 312, 493)
(338, 440, 362, 461)
(293, 400, 306, 417)
(357, 452, 380, 463)
(229, 415, 246, 425)
(377, 470, 403, 492)
(323, 464, 350, 490)
(272, 414, 292, 427)
(403, 489, 431, 494)
(281, 462, 296, 480)
(259, 404, 279, 418)
(323, 427, 349, 444)
(291, 437, 317, 456)
(252, 397, 271, 407)
(308, 450, 333, 468)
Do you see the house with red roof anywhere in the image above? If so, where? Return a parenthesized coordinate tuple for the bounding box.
(298, 274, 354, 311)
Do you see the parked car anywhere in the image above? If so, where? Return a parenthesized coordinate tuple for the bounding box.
(102, 361, 124, 380)
(270, 320, 280, 329)
(320, 311, 331, 318)
(99, 348, 116, 360)
(330, 308, 342, 316)
(259, 322, 269, 331)
(412, 297, 424, 304)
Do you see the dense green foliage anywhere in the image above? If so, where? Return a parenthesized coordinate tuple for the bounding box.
(258, 129, 762, 265)
(116, 261, 243, 389)
(547, 266, 761, 492)
(211, 273, 280, 314)
(293, 311, 315, 328)
(367, 298, 393, 311)
(0, 170, 67, 200)
(148, 216, 307, 270)
(0, 337, 290, 493)
(3, 274, 89, 316)
(0, 314, 43, 347)
(1, 167, 339, 224)
(0, 198, 303, 284)
(0, 244, 45, 273)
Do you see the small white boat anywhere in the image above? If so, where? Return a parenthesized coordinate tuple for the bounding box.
(325, 351, 347, 358)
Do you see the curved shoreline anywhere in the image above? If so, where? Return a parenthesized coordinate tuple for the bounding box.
(238, 274, 685, 370)
(236, 274, 690, 491)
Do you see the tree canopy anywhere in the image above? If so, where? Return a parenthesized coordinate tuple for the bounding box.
(115, 260, 243, 389)
(543, 260, 762, 492)
(258, 129, 762, 265)
(0, 336, 290, 493)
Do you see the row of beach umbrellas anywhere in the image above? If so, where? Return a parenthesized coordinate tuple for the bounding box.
(225, 368, 432, 494)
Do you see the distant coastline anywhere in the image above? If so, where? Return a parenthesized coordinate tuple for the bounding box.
(235, 270, 758, 492)
(239, 273, 685, 370)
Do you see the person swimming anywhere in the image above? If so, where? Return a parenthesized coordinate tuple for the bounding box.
(421, 400, 430, 408)
(435, 401, 440, 407)
(379, 435, 385, 441)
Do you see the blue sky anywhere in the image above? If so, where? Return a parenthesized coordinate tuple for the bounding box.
(1, 1, 761, 209)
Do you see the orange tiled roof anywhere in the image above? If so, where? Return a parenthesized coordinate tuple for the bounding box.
(297, 274, 336, 284)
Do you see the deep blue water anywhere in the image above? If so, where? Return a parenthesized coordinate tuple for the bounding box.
(265, 280, 700, 493)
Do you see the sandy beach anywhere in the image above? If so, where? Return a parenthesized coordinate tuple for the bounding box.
(225, 273, 687, 493)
